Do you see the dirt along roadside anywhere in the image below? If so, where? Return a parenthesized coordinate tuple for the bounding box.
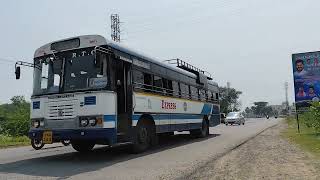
(182, 120, 320, 180)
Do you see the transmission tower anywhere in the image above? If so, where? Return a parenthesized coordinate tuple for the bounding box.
(285, 82, 289, 110)
(111, 14, 120, 42)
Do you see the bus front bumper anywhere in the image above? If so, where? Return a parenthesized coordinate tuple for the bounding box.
(28, 128, 117, 144)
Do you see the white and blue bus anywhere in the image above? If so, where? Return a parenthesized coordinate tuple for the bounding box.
(16, 35, 220, 153)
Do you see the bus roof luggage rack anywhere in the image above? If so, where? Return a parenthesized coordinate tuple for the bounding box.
(164, 59, 213, 80)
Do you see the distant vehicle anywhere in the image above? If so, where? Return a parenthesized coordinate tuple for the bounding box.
(220, 113, 226, 123)
(225, 112, 245, 125)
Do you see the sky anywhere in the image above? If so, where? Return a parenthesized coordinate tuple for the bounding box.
(0, 0, 319, 108)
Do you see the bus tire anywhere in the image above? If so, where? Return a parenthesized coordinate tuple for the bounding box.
(61, 140, 71, 146)
(31, 139, 44, 150)
(131, 120, 153, 153)
(190, 119, 209, 138)
(71, 141, 95, 152)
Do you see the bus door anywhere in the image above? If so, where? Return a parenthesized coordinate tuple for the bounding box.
(115, 59, 133, 137)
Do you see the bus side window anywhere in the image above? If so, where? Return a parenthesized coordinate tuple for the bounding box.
(144, 73, 152, 92)
(205, 90, 209, 102)
(132, 70, 144, 91)
(162, 78, 168, 95)
(153, 75, 162, 93)
(172, 81, 179, 97)
(186, 85, 190, 99)
(167, 80, 173, 96)
(190, 86, 197, 100)
(200, 89, 205, 101)
(216, 93, 219, 101)
(208, 91, 213, 102)
(180, 83, 186, 99)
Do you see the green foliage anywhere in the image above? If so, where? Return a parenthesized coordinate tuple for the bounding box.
(219, 86, 242, 113)
(302, 102, 320, 133)
(0, 134, 30, 148)
(0, 96, 30, 136)
(283, 117, 320, 158)
(244, 102, 276, 117)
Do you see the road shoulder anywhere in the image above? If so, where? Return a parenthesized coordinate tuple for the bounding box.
(182, 120, 319, 180)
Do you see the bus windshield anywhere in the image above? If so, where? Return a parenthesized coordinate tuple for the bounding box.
(33, 52, 108, 96)
(64, 55, 107, 92)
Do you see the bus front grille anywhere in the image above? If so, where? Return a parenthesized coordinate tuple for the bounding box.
(48, 103, 75, 120)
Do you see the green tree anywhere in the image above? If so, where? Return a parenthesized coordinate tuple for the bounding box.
(0, 96, 30, 136)
(219, 86, 242, 114)
(252, 102, 268, 116)
(303, 102, 320, 132)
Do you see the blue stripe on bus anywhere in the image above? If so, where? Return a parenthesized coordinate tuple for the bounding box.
(104, 115, 116, 122)
(201, 103, 212, 115)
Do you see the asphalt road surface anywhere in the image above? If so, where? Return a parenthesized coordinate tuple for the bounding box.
(0, 118, 280, 180)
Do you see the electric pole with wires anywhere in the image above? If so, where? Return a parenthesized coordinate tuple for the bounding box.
(111, 14, 121, 42)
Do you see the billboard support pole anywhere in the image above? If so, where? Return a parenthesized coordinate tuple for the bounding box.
(295, 105, 300, 133)
(296, 113, 300, 133)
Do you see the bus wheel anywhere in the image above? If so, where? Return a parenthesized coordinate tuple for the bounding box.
(31, 139, 44, 150)
(190, 119, 209, 138)
(131, 121, 152, 153)
(61, 140, 71, 146)
(71, 141, 95, 152)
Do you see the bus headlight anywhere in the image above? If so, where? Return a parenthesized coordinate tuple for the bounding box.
(39, 120, 45, 127)
(33, 120, 40, 128)
(80, 119, 89, 127)
(89, 118, 97, 126)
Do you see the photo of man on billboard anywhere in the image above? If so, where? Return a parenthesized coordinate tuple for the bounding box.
(294, 59, 308, 78)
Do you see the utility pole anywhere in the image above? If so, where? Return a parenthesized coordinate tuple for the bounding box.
(111, 14, 120, 42)
(227, 82, 231, 112)
(285, 82, 289, 113)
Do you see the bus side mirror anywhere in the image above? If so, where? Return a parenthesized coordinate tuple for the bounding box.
(15, 66, 21, 79)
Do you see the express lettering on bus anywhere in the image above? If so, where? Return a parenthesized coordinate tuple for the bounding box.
(161, 100, 177, 109)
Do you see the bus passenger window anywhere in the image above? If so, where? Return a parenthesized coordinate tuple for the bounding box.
(172, 81, 180, 97)
(167, 80, 173, 96)
(190, 86, 198, 100)
(162, 78, 169, 95)
(132, 70, 144, 91)
(208, 91, 213, 102)
(153, 76, 162, 93)
(180, 83, 188, 99)
(186, 85, 190, 99)
(144, 73, 152, 92)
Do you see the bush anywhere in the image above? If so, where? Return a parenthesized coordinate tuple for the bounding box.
(302, 102, 320, 133)
(0, 96, 30, 136)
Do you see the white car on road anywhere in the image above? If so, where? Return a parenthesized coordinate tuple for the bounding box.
(225, 112, 245, 126)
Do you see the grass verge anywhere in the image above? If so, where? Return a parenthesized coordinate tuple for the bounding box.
(282, 117, 320, 159)
(0, 134, 30, 149)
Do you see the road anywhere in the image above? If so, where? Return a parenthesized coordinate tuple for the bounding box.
(0, 118, 280, 180)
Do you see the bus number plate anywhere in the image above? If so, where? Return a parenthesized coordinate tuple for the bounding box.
(42, 131, 53, 144)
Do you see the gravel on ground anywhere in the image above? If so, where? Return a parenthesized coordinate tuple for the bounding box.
(182, 121, 320, 180)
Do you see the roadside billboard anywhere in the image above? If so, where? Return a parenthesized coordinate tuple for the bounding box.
(292, 51, 320, 111)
